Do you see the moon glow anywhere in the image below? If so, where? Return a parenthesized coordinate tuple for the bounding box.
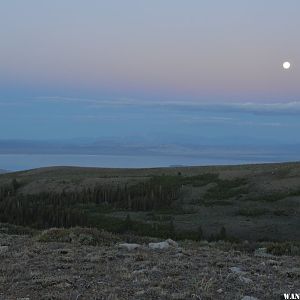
(283, 61, 291, 70)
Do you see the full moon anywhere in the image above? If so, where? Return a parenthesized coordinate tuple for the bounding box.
(283, 61, 291, 70)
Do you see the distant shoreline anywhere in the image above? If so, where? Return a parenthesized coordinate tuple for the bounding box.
(1, 159, 300, 175)
(1, 152, 300, 172)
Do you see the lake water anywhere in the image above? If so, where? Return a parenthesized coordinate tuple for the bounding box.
(0, 153, 297, 172)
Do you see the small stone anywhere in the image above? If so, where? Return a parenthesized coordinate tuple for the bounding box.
(229, 267, 247, 275)
(171, 292, 188, 299)
(149, 241, 169, 250)
(217, 288, 223, 294)
(132, 269, 147, 275)
(166, 238, 178, 247)
(118, 243, 141, 251)
(241, 296, 259, 300)
(55, 282, 72, 288)
(239, 276, 253, 284)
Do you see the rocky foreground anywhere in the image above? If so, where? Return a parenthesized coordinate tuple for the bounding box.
(0, 229, 299, 300)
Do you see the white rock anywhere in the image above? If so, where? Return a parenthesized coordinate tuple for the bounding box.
(149, 241, 170, 250)
(118, 243, 141, 251)
(132, 269, 147, 275)
(229, 267, 247, 275)
(239, 276, 253, 284)
(217, 288, 223, 294)
(166, 238, 178, 247)
(148, 239, 178, 250)
(241, 296, 259, 300)
(171, 292, 188, 299)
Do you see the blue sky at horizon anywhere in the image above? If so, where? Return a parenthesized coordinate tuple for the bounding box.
(0, 1, 300, 145)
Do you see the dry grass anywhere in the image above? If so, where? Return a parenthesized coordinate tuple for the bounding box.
(0, 229, 299, 299)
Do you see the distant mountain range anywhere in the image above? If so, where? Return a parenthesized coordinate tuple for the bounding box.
(0, 139, 300, 161)
(0, 169, 8, 174)
(1, 138, 300, 172)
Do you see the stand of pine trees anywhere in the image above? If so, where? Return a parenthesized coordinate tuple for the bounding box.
(0, 177, 181, 229)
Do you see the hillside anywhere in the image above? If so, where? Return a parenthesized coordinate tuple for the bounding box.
(0, 162, 300, 242)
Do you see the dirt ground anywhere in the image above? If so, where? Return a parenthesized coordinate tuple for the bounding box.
(0, 232, 299, 300)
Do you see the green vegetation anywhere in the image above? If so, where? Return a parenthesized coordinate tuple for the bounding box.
(0, 222, 37, 236)
(265, 241, 300, 256)
(182, 173, 219, 187)
(210, 240, 300, 256)
(0, 177, 192, 239)
(199, 199, 234, 206)
(246, 189, 300, 202)
(146, 212, 174, 221)
(0, 168, 299, 242)
(237, 207, 269, 217)
(246, 192, 286, 202)
(273, 209, 290, 216)
(36, 227, 121, 245)
(203, 178, 248, 201)
(208, 226, 232, 242)
(0, 173, 221, 231)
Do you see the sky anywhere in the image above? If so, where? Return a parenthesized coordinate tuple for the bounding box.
(0, 0, 300, 146)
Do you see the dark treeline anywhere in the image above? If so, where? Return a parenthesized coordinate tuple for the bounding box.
(0, 191, 88, 228)
(0, 174, 237, 241)
(0, 176, 184, 229)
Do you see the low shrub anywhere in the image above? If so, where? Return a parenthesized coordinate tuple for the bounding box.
(264, 242, 300, 256)
(36, 227, 121, 245)
(237, 207, 268, 217)
(0, 222, 37, 236)
(203, 178, 249, 200)
(273, 209, 290, 216)
(199, 199, 234, 206)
